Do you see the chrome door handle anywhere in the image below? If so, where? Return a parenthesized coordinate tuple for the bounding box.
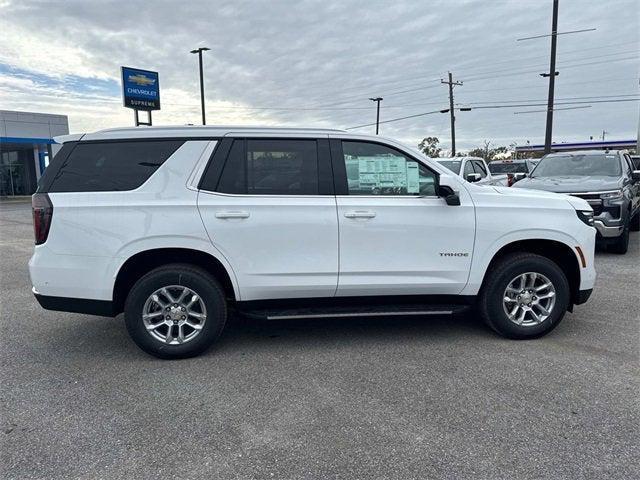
(215, 211, 250, 219)
(344, 210, 376, 219)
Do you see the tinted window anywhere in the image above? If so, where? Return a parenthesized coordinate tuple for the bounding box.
(217, 139, 319, 195)
(43, 140, 184, 192)
(216, 140, 245, 194)
(463, 160, 475, 178)
(488, 162, 528, 174)
(342, 141, 437, 196)
(37, 142, 78, 192)
(438, 160, 461, 174)
(472, 160, 487, 178)
(533, 154, 622, 177)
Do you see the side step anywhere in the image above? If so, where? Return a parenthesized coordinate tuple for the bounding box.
(237, 304, 470, 321)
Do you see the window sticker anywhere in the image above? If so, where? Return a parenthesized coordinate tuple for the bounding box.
(346, 155, 419, 194)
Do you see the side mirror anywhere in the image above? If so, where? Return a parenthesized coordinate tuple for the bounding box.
(466, 173, 481, 183)
(513, 172, 527, 182)
(438, 185, 460, 206)
(632, 170, 640, 182)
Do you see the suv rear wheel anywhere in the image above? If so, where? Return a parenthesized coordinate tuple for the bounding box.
(124, 264, 227, 359)
(479, 253, 570, 339)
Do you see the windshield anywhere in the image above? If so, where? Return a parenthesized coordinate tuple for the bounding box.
(488, 162, 528, 174)
(437, 160, 461, 173)
(532, 154, 621, 177)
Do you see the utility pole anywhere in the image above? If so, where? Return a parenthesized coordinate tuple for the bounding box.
(601, 130, 608, 141)
(369, 97, 383, 134)
(542, 0, 559, 154)
(518, 2, 594, 155)
(190, 47, 210, 125)
(441, 72, 463, 156)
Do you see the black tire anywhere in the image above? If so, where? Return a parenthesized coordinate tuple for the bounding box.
(630, 211, 640, 232)
(124, 264, 227, 359)
(609, 219, 629, 254)
(478, 253, 570, 339)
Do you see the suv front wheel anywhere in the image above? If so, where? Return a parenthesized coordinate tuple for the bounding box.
(124, 264, 227, 359)
(479, 253, 570, 339)
(609, 218, 630, 254)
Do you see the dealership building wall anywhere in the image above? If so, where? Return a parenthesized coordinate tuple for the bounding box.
(0, 110, 69, 196)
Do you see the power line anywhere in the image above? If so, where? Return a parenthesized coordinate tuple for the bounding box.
(462, 56, 637, 84)
(466, 98, 640, 109)
(305, 49, 637, 108)
(302, 45, 637, 107)
(513, 105, 592, 114)
(345, 98, 640, 129)
(517, 27, 596, 41)
(306, 51, 638, 110)
(346, 109, 445, 130)
(458, 93, 640, 105)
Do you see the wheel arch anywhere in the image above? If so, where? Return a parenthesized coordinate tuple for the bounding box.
(481, 239, 581, 307)
(113, 248, 238, 315)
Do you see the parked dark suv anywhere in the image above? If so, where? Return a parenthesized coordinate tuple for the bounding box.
(513, 150, 640, 254)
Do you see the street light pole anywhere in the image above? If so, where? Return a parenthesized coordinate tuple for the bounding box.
(369, 97, 383, 134)
(190, 47, 210, 125)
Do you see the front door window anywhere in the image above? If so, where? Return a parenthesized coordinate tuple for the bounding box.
(341, 141, 437, 196)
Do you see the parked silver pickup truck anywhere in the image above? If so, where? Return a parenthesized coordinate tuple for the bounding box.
(436, 157, 509, 186)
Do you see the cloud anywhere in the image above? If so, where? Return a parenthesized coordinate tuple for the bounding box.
(0, 0, 638, 151)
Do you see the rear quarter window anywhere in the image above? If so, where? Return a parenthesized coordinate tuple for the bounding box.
(39, 140, 184, 192)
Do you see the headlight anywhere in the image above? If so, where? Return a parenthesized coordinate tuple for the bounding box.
(600, 190, 623, 201)
(576, 210, 594, 227)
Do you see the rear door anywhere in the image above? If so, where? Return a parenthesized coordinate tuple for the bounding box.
(330, 137, 475, 296)
(197, 136, 339, 301)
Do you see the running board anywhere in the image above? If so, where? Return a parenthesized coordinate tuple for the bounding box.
(238, 304, 470, 321)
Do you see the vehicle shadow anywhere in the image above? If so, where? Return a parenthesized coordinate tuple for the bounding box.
(40, 310, 496, 361)
(215, 309, 496, 351)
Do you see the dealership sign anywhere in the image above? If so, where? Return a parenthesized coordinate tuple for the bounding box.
(121, 67, 160, 111)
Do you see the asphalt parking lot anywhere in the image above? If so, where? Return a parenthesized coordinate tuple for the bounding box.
(1, 199, 638, 480)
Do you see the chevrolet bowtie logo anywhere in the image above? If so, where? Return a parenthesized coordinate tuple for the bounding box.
(128, 74, 156, 86)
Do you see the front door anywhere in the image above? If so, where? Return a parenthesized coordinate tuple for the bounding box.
(331, 138, 475, 297)
(198, 137, 338, 301)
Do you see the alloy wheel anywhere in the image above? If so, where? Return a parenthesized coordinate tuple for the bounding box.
(502, 272, 556, 327)
(141, 285, 207, 344)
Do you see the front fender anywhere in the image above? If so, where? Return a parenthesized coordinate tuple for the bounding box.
(461, 228, 583, 296)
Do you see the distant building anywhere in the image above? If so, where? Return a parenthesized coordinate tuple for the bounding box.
(0, 110, 69, 196)
(515, 139, 637, 155)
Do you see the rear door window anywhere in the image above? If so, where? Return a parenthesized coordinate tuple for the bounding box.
(216, 139, 320, 195)
(41, 140, 184, 192)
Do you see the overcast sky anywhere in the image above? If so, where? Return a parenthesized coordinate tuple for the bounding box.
(0, 0, 638, 151)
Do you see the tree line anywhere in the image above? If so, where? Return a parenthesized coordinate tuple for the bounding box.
(418, 136, 542, 161)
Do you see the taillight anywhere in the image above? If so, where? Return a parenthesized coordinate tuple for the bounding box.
(32, 193, 53, 245)
(507, 174, 514, 187)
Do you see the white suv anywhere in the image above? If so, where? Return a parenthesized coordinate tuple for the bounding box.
(29, 126, 596, 358)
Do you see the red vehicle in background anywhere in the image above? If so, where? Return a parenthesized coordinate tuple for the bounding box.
(488, 159, 539, 186)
